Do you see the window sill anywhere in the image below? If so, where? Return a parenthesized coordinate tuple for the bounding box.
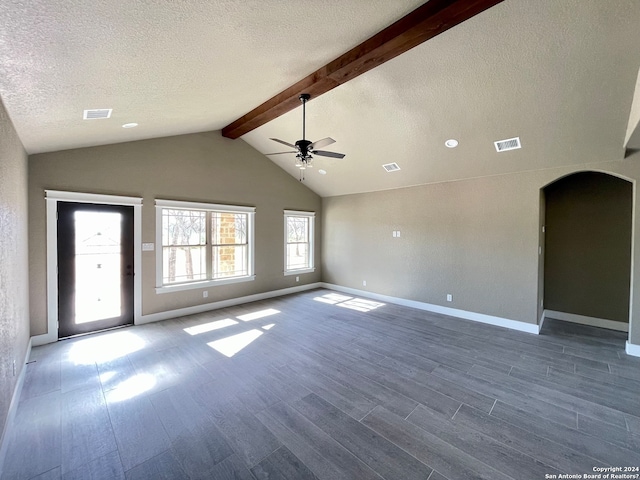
(284, 268, 315, 276)
(156, 275, 255, 294)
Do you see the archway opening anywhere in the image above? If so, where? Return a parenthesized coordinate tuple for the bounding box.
(542, 171, 632, 332)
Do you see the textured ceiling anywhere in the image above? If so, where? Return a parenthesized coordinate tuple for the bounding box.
(0, 0, 423, 153)
(1, 0, 640, 197)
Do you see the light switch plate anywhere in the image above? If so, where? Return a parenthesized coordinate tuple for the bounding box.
(142, 243, 154, 251)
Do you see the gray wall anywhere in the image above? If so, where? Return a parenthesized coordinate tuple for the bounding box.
(322, 173, 541, 325)
(0, 99, 30, 441)
(322, 159, 640, 348)
(544, 172, 632, 323)
(28, 131, 321, 335)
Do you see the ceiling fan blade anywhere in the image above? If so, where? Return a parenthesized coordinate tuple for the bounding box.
(266, 151, 297, 155)
(312, 150, 345, 159)
(308, 137, 335, 150)
(270, 138, 297, 149)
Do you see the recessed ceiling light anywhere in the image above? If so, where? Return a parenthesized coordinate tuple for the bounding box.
(318, 169, 327, 175)
(122, 123, 138, 128)
(445, 139, 458, 148)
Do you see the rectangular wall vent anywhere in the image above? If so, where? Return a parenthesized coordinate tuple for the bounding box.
(494, 136, 521, 152)
(382, 162, 401, 172)
(83, 108, 112, 120)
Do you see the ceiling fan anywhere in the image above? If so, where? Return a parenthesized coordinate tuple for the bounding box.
(267, 93, 345, 179)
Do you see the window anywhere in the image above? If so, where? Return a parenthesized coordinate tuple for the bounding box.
(284, 210, 315, 275)
(156, 200, 255, 292)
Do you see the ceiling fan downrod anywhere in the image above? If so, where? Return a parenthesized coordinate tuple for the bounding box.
(300, 93, 310, 142)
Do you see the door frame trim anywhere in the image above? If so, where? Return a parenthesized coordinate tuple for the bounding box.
(33, 190, 143, 346)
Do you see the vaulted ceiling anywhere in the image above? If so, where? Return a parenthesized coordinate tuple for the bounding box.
(1, 0, 639, 197)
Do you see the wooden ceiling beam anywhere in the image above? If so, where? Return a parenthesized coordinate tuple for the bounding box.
(222, 0, 504, 139)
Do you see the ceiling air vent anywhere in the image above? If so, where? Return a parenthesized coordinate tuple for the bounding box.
(383, 162, 401, 172)
(83, 108, 112, 120)
(494, 136, 521, 152)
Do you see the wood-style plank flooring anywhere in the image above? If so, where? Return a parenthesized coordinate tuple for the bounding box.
(3, 288, 640, 479)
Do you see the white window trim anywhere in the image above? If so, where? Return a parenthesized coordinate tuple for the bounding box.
(155, 199, 256, 294)
(284, 210, 315, 276)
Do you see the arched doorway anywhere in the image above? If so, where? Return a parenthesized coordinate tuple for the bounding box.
(541, 171, 632, 332)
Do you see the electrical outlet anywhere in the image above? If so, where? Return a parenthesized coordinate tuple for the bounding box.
(295, 276, 299, 282)
(446, 294, 453, 302)
(363, 280, 367, 286)
(203, 291, 208, 298)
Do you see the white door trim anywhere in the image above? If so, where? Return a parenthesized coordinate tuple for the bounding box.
(33, 191, 143, 346)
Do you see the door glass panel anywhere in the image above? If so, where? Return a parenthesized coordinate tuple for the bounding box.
(74, 211, 122, 324)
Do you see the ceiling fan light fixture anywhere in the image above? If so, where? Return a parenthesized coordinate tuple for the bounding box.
(266, 93, 345, 180)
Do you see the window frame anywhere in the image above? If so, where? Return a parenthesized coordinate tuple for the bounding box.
(284, 210, 315, 276)
(155, 199, 255, 293)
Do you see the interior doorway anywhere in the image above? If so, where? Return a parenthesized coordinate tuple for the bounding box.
(57, 202, 134, 338)
(541, 171, 632, 332)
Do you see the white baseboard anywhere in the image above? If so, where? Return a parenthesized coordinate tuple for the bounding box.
(626, 341, 640, 357)
(544, 310, 629, 332)
(320, 283, 539, 335)
(31, 331, 56, 347)
(138, 282, 323, 325)
(0, 337, 32, 476)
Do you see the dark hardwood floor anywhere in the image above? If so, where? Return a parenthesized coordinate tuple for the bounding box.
(3, 288, 640, 479)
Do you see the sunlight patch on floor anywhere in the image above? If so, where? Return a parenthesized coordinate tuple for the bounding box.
(337, 298, 385, 312)
(208, 329, 263, 357)
(313, 293, 385, 312)
(105, 373, 156, 402)
(183, 318, 238, 335)
(68, 330, 145, 365)
(237, 308, 280, 322)
(313, 293, 353, 305)
(99, 371, 116, 383)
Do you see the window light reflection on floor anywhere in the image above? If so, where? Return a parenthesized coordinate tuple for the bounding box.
(105, 373, 156, 402)
(262, 323, 275, 330)
(183, 318, 238, 335)
(99, 371, 116, 383)
(313, 294, 385, 312)
(313, 293, 352, 305)
(237, 308, 280, 322)
(68, 331, 145, 365)
(208, 329, 263, 357)
(337, 298, 385, 312)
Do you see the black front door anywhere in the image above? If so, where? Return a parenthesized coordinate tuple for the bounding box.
(57, 202, 134, 338)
